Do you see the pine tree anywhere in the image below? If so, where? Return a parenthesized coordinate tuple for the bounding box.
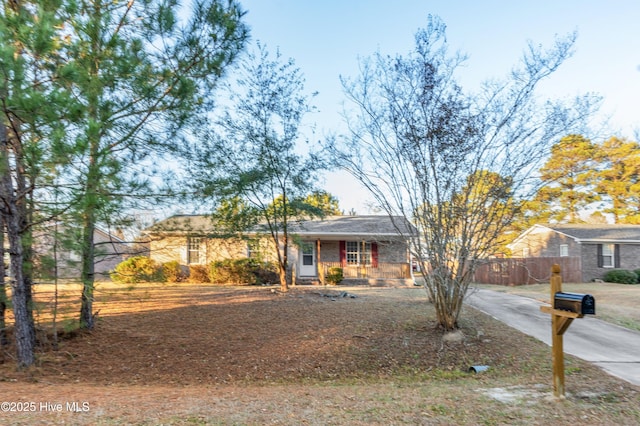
(595, 137, 640, 223)
(59, 0, 248, 328)
(0, 0, 78, 367)
(535, 134, 599, 223)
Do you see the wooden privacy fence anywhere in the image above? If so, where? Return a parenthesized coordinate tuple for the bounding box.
(473, 257, 582, 285)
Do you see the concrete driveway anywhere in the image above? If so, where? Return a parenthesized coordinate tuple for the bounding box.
(465, 287, 640, 387)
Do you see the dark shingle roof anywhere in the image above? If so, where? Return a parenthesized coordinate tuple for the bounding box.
(545, 224, 640, 242)
(289, 215, 415, 237)
(145, 214, 415, 239)
(145, 215, 218, 234)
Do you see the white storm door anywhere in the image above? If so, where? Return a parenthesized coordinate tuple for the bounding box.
(299, 242, 316, 277)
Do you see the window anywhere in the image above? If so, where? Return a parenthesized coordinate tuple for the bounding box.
(301, 242, 314, 266)
(597, 243, 620, 268)
(247, 239, 262, 260)
(522, 247, 530, 258)
(187, 237, 203, 264)
(346, 241, 359, 265)
(345, 241, 372, 266)
(559, 244, 569, 257)
(601, 244, 614, 268)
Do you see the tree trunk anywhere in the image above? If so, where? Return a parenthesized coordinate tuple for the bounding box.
(278, 263, 288, 292)
(78, 2, 102, 330)
(79, 105, 100, 329)
(0, 215, 7, 347)
(0, 125, 35, 367)
(79, 197, 97, 329)
(426, 265, 468, 332)
(7, 221, 35, 367)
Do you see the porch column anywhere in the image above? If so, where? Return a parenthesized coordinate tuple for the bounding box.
(316, 239, 324, 285)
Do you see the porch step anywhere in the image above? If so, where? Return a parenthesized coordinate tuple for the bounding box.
(343, 278, 416, 287)
(294, 278, 416, 287)
(295, 279, 321, 286)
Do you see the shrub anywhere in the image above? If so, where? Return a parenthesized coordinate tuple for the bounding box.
(163, 261, 187, 283)
(210, 259, 249, 284)
(189, 264, 210, 283)
(326, 267, 344, 285)
(602, 269, 638, 284)
(209, 259, 278, 285)
(111, 256, 163, 283)
(249, 260, 279, 285)
(634, 269, 640, 284)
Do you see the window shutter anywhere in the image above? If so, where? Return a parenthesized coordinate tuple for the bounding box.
(180, 241, 188, 264)
(597, 244, 603, 268)
(339, 241, 346, 267)
(614, 244, 621, 268)
(372, 242, 379, 268)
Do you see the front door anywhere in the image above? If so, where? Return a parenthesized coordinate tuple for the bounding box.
(299, 241, 316, 277)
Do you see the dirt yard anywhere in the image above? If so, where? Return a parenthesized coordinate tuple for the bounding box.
(0, 283, 639, 425)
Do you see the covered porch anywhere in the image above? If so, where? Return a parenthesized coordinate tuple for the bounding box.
(294, 237, 414, 285)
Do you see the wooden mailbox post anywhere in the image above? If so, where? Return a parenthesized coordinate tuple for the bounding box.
(540, 264, 595, 399)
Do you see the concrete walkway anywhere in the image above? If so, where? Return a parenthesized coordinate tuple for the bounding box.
(465, 288, 640, 387)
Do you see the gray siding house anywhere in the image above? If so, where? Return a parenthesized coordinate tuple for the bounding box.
(31, 226, 132, 280)
(508, 224, 640, 282)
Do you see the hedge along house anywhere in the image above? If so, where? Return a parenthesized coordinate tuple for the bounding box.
(507, 224, 640, 282)
(143, 214, 417, 285)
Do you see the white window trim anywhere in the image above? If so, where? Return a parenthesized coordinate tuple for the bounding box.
(187, 236, 204, 265)
(601, 244, 614, 268)
(346, 241, 372, 266)
(559, 244, 569, 257)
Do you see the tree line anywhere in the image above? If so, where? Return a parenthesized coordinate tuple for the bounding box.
(516, 134, 640, 228)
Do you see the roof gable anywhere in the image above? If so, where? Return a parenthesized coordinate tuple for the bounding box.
(511, 223, 640, 245)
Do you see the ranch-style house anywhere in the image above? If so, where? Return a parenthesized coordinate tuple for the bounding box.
(143, 214, 417, 285)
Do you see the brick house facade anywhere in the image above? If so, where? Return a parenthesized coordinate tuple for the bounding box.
(143, 215, 417, 285)
(508, 224, 640, 282)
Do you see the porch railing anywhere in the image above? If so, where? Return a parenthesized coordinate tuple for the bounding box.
(321, 262, 411, 279)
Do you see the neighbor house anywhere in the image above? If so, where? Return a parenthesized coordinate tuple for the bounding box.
(25, 225, 133, 280)
(507, 224, 640, 282)
(143, 214, 417, 285)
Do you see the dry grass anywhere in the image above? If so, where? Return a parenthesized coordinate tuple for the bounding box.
(0, 282, 638, 425)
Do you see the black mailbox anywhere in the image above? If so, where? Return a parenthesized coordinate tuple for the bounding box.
(554, 292, 595, 315)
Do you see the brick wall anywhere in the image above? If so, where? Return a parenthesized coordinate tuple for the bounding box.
(581, 243, 640, 282)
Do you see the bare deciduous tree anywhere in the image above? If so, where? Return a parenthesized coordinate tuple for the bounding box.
(328, 17, 599, 331)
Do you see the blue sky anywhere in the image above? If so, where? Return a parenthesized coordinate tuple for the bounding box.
(238, 1, 640, 213)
